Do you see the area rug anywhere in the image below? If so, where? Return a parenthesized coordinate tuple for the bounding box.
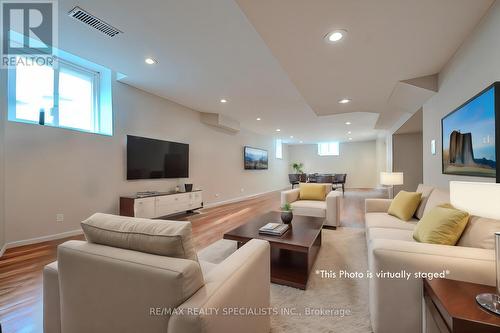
(270, 227, 372, 333)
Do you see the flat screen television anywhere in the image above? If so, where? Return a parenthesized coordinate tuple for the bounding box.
(244, 146, 268, 170)
(442, 82, 499, 181)
(127, 135, 189, 180)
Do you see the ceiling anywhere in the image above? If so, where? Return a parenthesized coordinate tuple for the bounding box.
(56, 0, 493, 143)
(394, 109, 423, 135)
(236, 0, 494, 129)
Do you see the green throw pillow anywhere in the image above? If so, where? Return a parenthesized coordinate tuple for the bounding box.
(388, 191, 422, 221)
(413, 204, 470, 245)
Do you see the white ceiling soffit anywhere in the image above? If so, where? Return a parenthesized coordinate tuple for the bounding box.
(394, 108, 423, 135)
(388, 74, 438, 114)
(56, 0, 382, 143)
(235, 0, 494, 130)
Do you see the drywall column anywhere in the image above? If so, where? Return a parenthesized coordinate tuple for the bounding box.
(0, 69, 6, 254)
(392, 132, 423, 193)
(375, 136, 387, 186)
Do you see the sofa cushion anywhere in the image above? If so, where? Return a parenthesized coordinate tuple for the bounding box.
(413, 204, 469, 246)
(415, 184, 435, 219)
(299, 183, 328, 201)
(197, 239, 237, 264)
(457, 216, 500, 249)
(81, 213, 198, 261)
(199, 260, 217, 276)
(422, 188, 450, 216)
(291, 200, 326, 218)
(367, 227, 415, 242)
(365, 212, 418, 230)
(388, 191, 422, 221)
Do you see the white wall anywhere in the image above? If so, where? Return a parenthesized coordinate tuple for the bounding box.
(375, 136, 387, 184)
(423, 1, 499, 189)
(393, 133, 423, 193)
(288, 140, 378, 188)
(0, 71, 5, 252)
(0, 78, 289, 244)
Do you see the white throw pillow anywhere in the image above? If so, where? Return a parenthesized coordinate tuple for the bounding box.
(81, 213, 198, 261)
(414, 184, 434, 219)
(457, 216, 500, 249)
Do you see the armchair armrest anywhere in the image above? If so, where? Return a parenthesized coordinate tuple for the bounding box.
(169, 239, 271, 333)
(365, 198, 392, 213)
(326, 190, 341, 227)
(43, 261, 61, 333)
(368, 239, 495, 333)
(281, 188, 300, 205)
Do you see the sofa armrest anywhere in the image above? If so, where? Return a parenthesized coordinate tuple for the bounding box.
(365, 198, 392, 213)
(169, 239, 271, 333)
(43, 261, 61, 333)
(281, 188, 300, 205)
(326, 190, 341, 227)
(368, 239, 495, 333)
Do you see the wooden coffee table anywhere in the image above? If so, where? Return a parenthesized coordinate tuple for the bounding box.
(223, 211, 324, 289)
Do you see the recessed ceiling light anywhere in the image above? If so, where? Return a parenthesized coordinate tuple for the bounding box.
(345, 121, 351, 125)
(290, 135, 294, 139)
(256, 117, 261, 121)
(338, 98, 351, 104)
(348, 131, 352, 134)
(145, 57, 157, 65)
(325, 29, 347, 43)
(349, 137, 353, 141)
(220, 99, 227, 103)
(299, 141, 303, 143)
(276, 129, 281, 132)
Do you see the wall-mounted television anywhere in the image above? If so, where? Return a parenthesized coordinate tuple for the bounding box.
(244, 146, 268, 170)
(127, 135, 189, 180)
(442, 82, 499, 182)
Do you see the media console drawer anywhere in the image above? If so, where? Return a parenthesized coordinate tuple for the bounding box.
(119, 190, 203, 218)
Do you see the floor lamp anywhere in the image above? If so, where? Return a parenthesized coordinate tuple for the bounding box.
(380, 172, 404, 198)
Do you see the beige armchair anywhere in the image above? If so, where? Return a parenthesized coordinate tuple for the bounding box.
(281, 183, 341, 227)
(43, 214, 271, 333)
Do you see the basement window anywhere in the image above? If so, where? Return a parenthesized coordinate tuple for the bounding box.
(7, 44, 113, 136)
(276, 139, 283, 159)
(318, 142, 339, 156)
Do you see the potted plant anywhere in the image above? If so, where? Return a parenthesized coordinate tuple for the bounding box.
(281, 203, 293, 224)
(292, 162, 304, 174)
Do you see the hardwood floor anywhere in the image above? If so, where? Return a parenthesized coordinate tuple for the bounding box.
(0, 188, 383, 332)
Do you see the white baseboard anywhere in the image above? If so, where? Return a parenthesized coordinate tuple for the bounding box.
(4, 229, 83, 251)
(0, 188, 287, 254)
(203, 188, 286, 209)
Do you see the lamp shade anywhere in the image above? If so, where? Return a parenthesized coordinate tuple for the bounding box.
(450, 181, 500, 220)
(380, 172, 404, 186)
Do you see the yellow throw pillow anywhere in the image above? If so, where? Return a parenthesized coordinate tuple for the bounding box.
(387, 191, 422, 221)
(299, 183, 327, 201)
(413, 204, 470, 245)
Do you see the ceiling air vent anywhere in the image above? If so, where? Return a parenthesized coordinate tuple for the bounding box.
(68, 6, 122, 37)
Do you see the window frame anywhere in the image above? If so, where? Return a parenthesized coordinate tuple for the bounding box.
(317, 142, 340, 156)
(55, 59, 101, 132)
(8, 57, 102, 133)
(6, 34, 113, 136)
(275, 139, 283, 159)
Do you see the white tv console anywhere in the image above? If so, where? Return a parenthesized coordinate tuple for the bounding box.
(120, 190, 203, 218)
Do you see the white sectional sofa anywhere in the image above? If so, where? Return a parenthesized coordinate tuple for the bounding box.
(365, 183, 498, 333)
